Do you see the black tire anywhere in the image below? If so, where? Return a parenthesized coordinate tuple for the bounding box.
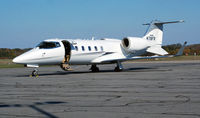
(91, 67, 99, 72)
(114, 67, 123, 72)
(32, 70, 38, 76)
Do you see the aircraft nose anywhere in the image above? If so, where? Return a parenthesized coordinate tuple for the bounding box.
(12, 48, 38, 64)
(12, 56, 22, 64)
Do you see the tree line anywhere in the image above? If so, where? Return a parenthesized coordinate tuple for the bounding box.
(162, 43, 200, 55)
(0, 48, 31, 59)
(0, 44, 199, 59)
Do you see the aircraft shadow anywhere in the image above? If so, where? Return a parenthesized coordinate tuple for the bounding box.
(17, 67, 155, 77)
(0, 101, 67, 118)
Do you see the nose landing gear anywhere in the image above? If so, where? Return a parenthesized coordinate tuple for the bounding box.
(31, 68, 39, 77)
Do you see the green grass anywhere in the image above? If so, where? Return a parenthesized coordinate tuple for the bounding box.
(156, 55, 200, 61)
(135, 55, 200, 61)
(129, 56, 200, 62)
(0, 59, 24, 68)
(0, 56, 199, 68)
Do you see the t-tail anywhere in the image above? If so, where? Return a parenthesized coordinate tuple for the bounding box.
(143, 20, 184, 55)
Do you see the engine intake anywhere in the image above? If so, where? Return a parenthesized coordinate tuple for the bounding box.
(123, 38, 130, 48)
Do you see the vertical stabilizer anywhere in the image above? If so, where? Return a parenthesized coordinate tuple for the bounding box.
(143, 20, 184, 45)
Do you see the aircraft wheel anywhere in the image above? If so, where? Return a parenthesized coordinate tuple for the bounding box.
(90, 65, 99, 72)
(32, 69, 38, 76)
(114, 61, 123, 72)
(92, 67, 99, 72)
(114, 67, 123, 72)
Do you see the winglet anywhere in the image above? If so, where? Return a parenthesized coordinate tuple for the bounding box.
(175, 41, 187, 56)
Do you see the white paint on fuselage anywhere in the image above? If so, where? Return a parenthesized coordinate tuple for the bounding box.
(12, 38, 156, 66)
(68, 39, 122, 64)
(13, 38, 125, 65)
(13, 39, 65, 65)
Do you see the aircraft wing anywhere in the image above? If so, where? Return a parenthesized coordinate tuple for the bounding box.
(92, 42, 187, 63)
(91, 52, 126, 63)
(92, 53, 171, 63)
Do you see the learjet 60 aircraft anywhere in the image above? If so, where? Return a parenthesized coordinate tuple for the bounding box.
(13, 20, 186, 76)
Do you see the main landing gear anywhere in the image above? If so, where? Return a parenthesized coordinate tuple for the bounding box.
(114, 61, 123, 72)
(90, 64, 99, 72)
(90, 61, 123, 72)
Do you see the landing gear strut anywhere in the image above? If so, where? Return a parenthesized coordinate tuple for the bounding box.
(90, 64, 99, 72)
(114, 61, 123, 72)
(32, 68, 39, 76)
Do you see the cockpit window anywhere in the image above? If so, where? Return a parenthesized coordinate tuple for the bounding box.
(37, 42, 60, 49)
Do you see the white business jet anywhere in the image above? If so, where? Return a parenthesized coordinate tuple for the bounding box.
(13, 20, 186, 76)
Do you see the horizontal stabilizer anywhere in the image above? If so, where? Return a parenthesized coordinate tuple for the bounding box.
(143, 20, 184, 25)
(146, 45, 168, 55)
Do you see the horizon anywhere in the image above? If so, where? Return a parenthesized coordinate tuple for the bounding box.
(0, 0, 200, 48)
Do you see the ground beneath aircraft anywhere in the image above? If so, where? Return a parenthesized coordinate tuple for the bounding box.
(0, 61, 200, 118)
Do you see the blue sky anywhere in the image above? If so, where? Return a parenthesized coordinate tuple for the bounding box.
(0, 0, 200, 48)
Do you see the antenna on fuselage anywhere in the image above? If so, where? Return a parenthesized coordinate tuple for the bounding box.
(91, 37, 95, 40)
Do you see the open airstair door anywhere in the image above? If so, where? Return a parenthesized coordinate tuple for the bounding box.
(60, 40, 71, 71)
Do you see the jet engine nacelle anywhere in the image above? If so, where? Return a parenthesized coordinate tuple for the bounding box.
(121, 37, 149, 53)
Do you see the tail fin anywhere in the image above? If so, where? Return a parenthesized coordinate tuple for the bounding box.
(143, 20, 184, 45)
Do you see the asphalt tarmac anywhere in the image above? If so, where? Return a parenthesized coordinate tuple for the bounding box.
(0, 61, 200, 118)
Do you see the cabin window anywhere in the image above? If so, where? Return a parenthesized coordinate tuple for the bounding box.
(37, 41, 60, 49)
(88, 46, 91, 51)
(94, 46, 98, 51)
(55, 42, 60, 47)
(75, 46, 78, 51)
(82, 46, 85, 51)
(100, 46, 103, 51)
